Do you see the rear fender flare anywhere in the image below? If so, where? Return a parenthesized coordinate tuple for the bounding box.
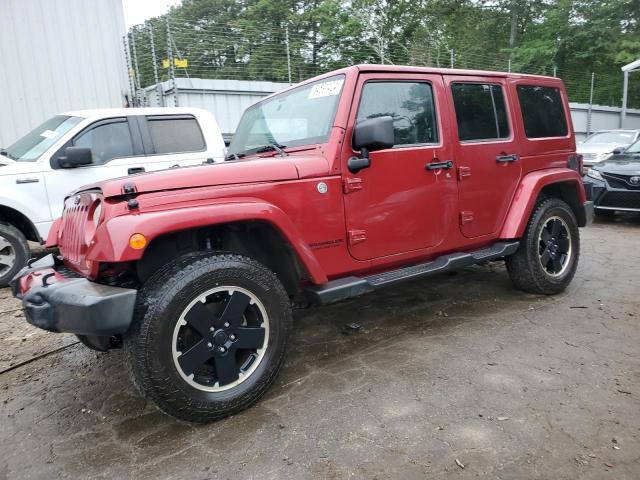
(87, 198, 328, 284)
(500, 168, 586, 239)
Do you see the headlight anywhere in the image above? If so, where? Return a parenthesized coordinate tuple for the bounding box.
(587, 168, 604, 181)
(92, 200, 103, 226)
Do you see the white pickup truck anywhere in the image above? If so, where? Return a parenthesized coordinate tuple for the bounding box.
(0, 107, 226, 285)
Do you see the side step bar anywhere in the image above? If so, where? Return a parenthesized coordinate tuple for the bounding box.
(304, 241, 520, 305)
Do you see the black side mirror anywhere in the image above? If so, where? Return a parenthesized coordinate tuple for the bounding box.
(348, 116, 395, 173)
(58, 146, 92, 168)
(612, 146, 626, 155)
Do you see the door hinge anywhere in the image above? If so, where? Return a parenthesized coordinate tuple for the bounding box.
(458, 166, 472, 180)
(343, 177, 363, 194)
(460, 211, 474, 225)
(348, 229, 367, 246)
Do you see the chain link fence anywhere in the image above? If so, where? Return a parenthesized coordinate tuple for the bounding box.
(124, 13, 638, 122)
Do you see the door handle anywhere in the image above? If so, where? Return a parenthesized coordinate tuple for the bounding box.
(496, 154, 518, 163)
(128, 167, 145, 174)
(426, 160, 454, 171)
(16, 178, 39, 184)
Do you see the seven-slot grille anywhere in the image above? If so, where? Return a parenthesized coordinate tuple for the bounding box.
(59, 192, 98, 267)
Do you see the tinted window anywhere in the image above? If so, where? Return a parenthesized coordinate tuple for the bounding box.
(147, 116, 205, 154)
(517, 85, 568, 138)
(357, 81, 438, 146)
(451, 83, 509, 141)
(73, 119, 133, 165)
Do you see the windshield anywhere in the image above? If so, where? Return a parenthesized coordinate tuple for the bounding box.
(626, 139, 640, 154)
(227, 74, 345, 157)
(3, 115, 83, 161)
(583, 131, 636, 146)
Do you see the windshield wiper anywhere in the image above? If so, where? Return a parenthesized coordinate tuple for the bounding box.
(225, 152, 246, 161)
(255, 143, 288, 157)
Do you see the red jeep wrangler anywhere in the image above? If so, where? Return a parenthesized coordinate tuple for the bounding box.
(12, 65, 592, 422)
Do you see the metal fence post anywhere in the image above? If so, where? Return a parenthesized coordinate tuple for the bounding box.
(148, 23, 163, 107)
(130, 32, 143, 105)
(122, 35, 136, 107)
(166, 16, 178, 107)
(587, 72, 595, 135)
(508, 58, 511, 72)
(450, 49, 454, 68)
(285, 25, 292, 85)
(553, 66, 557, 77)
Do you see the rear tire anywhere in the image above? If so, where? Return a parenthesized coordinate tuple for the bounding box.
(506, 198, 579, 295)
(0, 222, 30, 287)
(124, 252, 292, 423)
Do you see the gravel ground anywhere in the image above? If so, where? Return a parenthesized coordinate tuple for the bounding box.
(0, 216, 639, 479)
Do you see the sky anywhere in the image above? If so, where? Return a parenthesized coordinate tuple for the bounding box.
(122, 0, 180, 28)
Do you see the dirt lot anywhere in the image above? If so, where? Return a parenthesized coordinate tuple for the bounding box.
(1, 216, 639, 479)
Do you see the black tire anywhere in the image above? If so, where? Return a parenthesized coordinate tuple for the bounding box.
(506, 197, 580, 295)
(0, 222, 30, 287)
(123, 252, 292, 423)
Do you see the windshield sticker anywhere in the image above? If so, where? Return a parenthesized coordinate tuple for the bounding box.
(40, 130, 59, 139)
(308, 79, 344, 99)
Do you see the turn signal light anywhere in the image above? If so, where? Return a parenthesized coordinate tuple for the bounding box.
(129, 233, 147, 250)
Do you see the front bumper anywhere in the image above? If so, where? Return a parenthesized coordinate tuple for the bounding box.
(583, 176, 640, 212)
(10, 254, 136, 336)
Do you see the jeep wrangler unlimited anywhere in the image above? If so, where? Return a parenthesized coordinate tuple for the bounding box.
(12, 65, 592, 422)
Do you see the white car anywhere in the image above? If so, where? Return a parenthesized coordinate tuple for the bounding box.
(578, 129, 640, 171)
(0, 107, 225, 285)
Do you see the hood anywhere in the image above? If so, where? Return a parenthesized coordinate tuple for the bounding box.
(577, 143, 626, 155)
(73, 154, 331, 199)
(593, 154, 640, 174)
(0, 157, 15, 167)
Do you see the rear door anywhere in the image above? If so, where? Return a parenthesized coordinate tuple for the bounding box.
(444, 76, 522, 238)
(342, 73, 458, 260)
(138, 114, 210, 172)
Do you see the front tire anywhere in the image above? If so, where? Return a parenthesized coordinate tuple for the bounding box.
(506, 198, 580, 295)
(124, 252, 292, 423)
(0, 222, 30, 287)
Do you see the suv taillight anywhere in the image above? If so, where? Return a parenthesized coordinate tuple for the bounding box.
(567, 154, 582, 174)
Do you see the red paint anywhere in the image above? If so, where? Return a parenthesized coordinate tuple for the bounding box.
(45, 65, 585, 287)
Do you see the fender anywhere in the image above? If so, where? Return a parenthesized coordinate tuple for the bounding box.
(86, 198, 328, 284)
(500, 168, 586, 239)
(45, 218, 61, 247)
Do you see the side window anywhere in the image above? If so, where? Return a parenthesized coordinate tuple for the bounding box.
(517, 85, 568, 138)
(73, 119, 134, 165)
(356, 81, 438, 146)
(146, 115, 206, 154)
(451, 83, 510, 142)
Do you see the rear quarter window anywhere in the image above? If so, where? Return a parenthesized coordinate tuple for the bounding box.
(517, 85, 568, 138)
(147, 115, 206, 154)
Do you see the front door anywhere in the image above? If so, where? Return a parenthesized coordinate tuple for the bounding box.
(44, 117, 147, 218)
(444, 76, 522, 238)
(343, 73, 458, 261)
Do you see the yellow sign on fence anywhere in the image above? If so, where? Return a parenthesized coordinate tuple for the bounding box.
(162, 59, 188, 68)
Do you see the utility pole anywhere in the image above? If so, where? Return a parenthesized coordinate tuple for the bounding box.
(148, 23, 163, 107)
(285, 25, 292, 85)
(166, 16, 178, 107)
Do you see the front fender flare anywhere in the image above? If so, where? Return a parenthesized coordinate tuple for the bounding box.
(87, 198, 328, 284)
(500, 168, 586, 239)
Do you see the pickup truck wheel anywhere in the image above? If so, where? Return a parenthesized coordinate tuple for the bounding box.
(0, 222, 30, 287)
(506, 198, 579, 295)
(123, 252, 292, 423)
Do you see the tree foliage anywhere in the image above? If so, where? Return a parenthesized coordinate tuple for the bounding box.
(129, 0, 640, 107)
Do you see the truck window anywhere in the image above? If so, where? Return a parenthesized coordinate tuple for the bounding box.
(146, 115, 206, 154)
(451, 83, 510, 142)
(356, 81, 438, 146)
(516, 85, 568, 138)
(73, 119, 134, 165)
